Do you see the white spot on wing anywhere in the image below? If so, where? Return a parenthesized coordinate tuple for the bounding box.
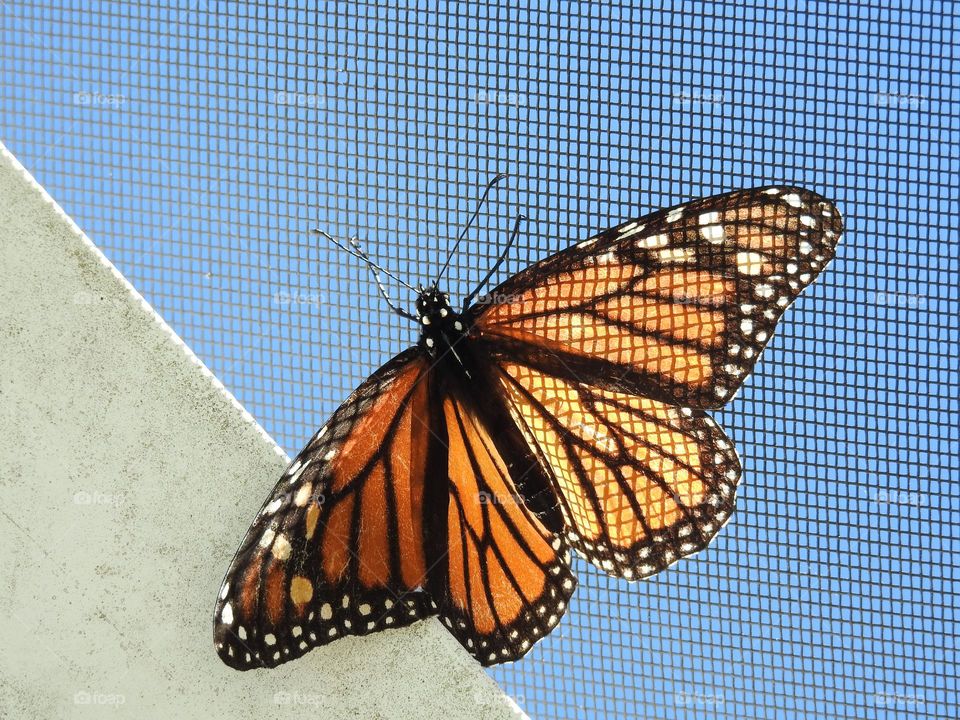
(265, 497, 282, 515)
(271, 533, 292, 560)
(637, 233, 669, 249)
(700, 224, 725, 243)
(619, 222, 647, 240)
(657, 246, 694, 263)
(736, 251, 765, 275)
(294, 483, 313, 507)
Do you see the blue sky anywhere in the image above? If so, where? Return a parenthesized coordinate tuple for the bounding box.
(2, 2, 957, 718)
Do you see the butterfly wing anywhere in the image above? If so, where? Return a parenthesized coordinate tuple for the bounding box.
(470, 186, 842, 409)
(214, 348, 436, 670)
(431, 386, 576, 665)
(215, 345, 574, 669)
(467, 187, 841, 577)
(488, 359, 740, 578)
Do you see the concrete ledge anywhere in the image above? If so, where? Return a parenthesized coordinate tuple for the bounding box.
(0, 142, 522, 719)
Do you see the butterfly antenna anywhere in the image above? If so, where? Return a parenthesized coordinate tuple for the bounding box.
(435, 172, 509, 285)
(313, 229, 420, 323)
(462, 213, 526, 311)
(312, 228, 417, 293)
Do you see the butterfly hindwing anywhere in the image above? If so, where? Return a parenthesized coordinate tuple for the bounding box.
(214, 348, 435, 670)
(471, 186, 842, 409)
(433, 390, 576, 665)
(489, 360, 740, 579)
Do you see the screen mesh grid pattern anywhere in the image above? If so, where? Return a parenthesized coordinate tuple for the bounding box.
(2, 2, 957, 718)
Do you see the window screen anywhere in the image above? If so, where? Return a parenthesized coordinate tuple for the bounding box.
(2, 3, 956, 718)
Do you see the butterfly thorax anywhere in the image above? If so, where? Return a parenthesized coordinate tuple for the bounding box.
(416, 285, 473, 375)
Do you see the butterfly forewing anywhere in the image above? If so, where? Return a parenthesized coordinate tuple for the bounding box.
(215, 348, 574, 668)
(214, 348, 435, 670)
(471, 186, 842, 408)
(468, 186, 840, 577)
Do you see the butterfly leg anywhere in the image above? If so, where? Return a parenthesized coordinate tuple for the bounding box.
(348, 236, 419, 321)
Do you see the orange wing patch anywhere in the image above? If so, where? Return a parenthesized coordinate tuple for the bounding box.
(480, 262, 732, 390)
(495, 361, 741, 580)
(438, 395, 576, 665)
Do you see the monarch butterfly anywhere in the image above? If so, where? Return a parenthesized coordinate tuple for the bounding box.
(214, 182, 841, 669)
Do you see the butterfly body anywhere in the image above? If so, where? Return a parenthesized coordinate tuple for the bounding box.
(215, 186, 842, 669)
(414, 285, 476, 373)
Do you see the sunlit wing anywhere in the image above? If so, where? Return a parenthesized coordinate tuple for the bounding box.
(471, 187, 842, 409)
(214, 348, 435, 669)
(434, 392, 576, 665)
(489, 360, 740, 578)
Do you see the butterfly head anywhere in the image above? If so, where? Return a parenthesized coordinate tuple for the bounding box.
(415, 284, 453, 321)
(415, 285, 470, 362)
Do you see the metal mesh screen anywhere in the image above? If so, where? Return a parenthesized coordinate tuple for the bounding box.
(2, 2, 957, 718)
